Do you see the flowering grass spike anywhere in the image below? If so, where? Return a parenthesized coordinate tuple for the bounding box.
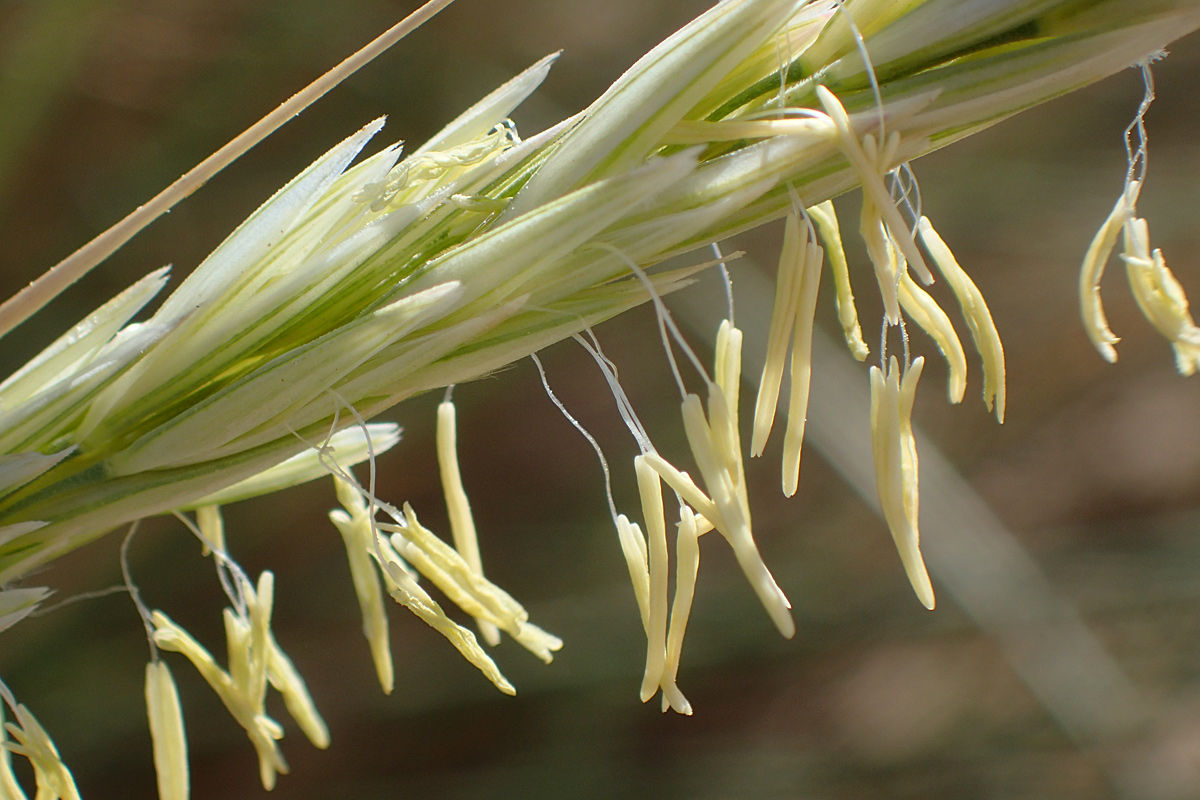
(1, 0, 1199, 795)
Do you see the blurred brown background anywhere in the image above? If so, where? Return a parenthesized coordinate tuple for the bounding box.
(1, 1, 1199, 798)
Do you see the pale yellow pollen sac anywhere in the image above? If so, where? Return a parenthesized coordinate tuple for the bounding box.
(751, 213, 808, 458)
(145, 660, 189, 800)
(660, 505, 701, 717)
(378, 553, 516, 696)
(809, 200, 869, 361)
(383, 503, 562, 664)
(266, 634, 330, 750)
(195, 504, 225, 556)
(150, 570, 322, 792)
(712, 321, 748, 512)
(680, 393, 794, 638)
(918, 217, 1007, 421)
(2, 702, 81, 800)
(328, 496, 395, 694)
(641, 452, 721, 526)
(816, 85, 934, 304)
(436, 399, 501, 646)
(1120, 207, 1200, 376)
(0, 704, 24, 800)
(782, 233, 825, 498)
(869, 356, 935, 610)
(620, 457, 697, 715)
(633, 455, 669, 705)
(897, 268, 967, 405)
(1079, 183, 1136, 363)
(615, 514, 651, 632)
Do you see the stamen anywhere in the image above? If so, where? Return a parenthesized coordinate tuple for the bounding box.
(436, 398, 501, 646)
(918, 217, 1006, 421)
(1121, 210, 1200, 375)
(680, 394, 794, 637)
(329, 477, 397, 694)
(378, 554, 516, 696)
(1079, 183, 1134, 363)
(383, 503, 562, 663)
(616, 514, 651, 631)
(782, 234, 824, 497)
(809, 200, 869, 361)
(817, 85, 934, 287)
(752, 213, 807, 457)
(634, 456, 669, 704)
(3, 701, 81, 800)
(897, 270, 967, 404)
(712, 321, 748, 511)
(661, 505, 700, 717)
(868, 356, 935, 609)
(145, 660, 189, 800)
(0, 703, 24, 800)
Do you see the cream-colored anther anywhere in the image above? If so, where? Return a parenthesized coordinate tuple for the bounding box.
(1, 706, 73, 800)
(436, 399, 501, 646)
(385, 504, 562, 663)
(151, 571, 305, 791)
(680, 393, 794, 638)
(817, 85, 933, 288)
(615, 514, 651, 631)
(711, 322, 749, 513)
(634, 455, 669, 703)
(196, 505, 225, 556)
(782, 235, 824, 497)
(641, 452, 721, 526)
(329, 478, 395, 694)
(0, 704, 24, 800)
(266, 635, 329, 750)
(1121, 209, 1200, 375)
(752, 213, 807, 457)
(918, 217, 1006, 421)
(661, 506, 700, 716)
(1080, 184, 1135, 362)
(869, 357, 935, 609)
(145, 661, 189, 800)
(380, 555, 516, 696)
(898, 270, 967, 405)
(3, 703, 81, 800)
(809, 200, 869, 361)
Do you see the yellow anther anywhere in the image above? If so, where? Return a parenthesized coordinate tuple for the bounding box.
(918, 217, 1006, 421)
(869, 357, 935, 610)
(898, 270, 967, 405)
(615, 514, 651, 631)
(809, 200, 869, 361)
(752, 213, 808, 457)
(680, 394, 794, 638)
(196, 505, 225, 556)
(634, 455, 669, 704)
(1080, 184, 1135, 362)
(817, 85, 933, 288)
(4, 703, 81, 800)
(1120, 205, 1200, 375)
(782, 235, 824, 497)
(145, 661, 189, 800)
(661, 505, 700, 717)
(436, 399, 501, 646)
(380, 555, 516, 696)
